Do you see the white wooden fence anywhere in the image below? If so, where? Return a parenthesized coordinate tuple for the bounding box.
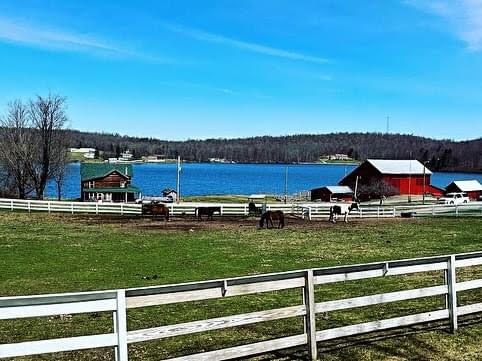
(2, 251, 482, 360)
(0, 198, 481, 219)
(0, 198, 140, 215)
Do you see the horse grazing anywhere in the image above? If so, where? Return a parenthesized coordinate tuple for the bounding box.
(329, 202, 359, 223)
(196, 206, 221, 221)
(259, 210, 285, 229)
(142, 202, 170, 221)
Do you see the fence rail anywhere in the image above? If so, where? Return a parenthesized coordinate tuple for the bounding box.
(2, 251, 482, 360)
(0, 198, 481, 219)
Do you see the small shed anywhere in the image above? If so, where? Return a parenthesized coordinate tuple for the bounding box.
(311, 186, 354, 202)
(445, 180, 482, 200)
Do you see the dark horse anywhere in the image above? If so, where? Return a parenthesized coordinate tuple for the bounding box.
(142, 202, 170, 220)
(259, 210, 285, 229)
(329, 202, 359, 223)
(196, 206, 221, 221)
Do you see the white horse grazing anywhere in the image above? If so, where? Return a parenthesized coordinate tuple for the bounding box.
(329, 202, 359, 223)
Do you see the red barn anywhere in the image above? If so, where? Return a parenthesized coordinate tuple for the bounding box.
(445, 180, 482, 201)
(339, 159, 443, 196)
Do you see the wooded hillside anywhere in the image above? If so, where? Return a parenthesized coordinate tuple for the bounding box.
(69, 130, 481, 172)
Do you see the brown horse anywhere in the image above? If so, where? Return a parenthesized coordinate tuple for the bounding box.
(196, 206, 221, 221)
(259, 210, 285, 229)
(142, 202, 170, 220)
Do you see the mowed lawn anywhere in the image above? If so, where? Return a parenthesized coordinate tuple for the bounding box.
(1, 211, 482, 360)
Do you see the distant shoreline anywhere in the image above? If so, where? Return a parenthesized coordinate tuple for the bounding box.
(68, 159, 482, 173)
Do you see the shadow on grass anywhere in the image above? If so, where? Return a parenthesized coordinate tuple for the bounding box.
(242, 315, 482, 361)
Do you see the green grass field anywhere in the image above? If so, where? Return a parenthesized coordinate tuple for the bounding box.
(1, 211, 482, 360)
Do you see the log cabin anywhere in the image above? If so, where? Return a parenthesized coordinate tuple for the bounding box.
(80, 163, 141, 202)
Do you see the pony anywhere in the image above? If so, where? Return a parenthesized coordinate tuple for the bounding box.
(142, 202, 170, 221)
(329, 202, 359, 223)
(259, 210, 285, 229)
(196, 206, 221, 221)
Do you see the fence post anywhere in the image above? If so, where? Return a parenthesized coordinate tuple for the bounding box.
(393, 206, 396, 217)
(447, 255, 458, 333)
(432, 205, 435, 217)
(96, 203, 99, 215)
(115, 290, 128, 361)
(308, 207, 312, 221)
(220, 205, 224, 216)
(377, 207, 380, 218)
(28, 200, 31, 213)
(304, 270, 317, 360)
(359, 207, 362, 218)
(455, 205, 459, 218)
(10, 199, 13, 211)
(48, 201, 51, 214)
(71, 202, 74, 215)
(244, 205, 248, 216)
(113, 310, 118, 361)
(120, 203, 124, 216)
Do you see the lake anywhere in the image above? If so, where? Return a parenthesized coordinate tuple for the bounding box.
(45, 162, 482, 199)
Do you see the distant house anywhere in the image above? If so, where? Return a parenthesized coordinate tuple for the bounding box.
(311, 186, 353, 202)
(70, 147, 96, 159)
(445, 180, 482, 200)
(339, 159, 443, 196)
(80, 163, 141, 202)
(145, 155, 166, 163)
(120, 150, 133, 161)
(326, 154, 352, 161)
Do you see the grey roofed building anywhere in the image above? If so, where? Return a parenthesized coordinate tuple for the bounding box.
(366, 159, 432, 175)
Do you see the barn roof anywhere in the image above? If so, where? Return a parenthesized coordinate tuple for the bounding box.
(80, 163, 133, 181)
(324, 186, 353, 194)
(366, 159, 432, 175)
(448, 180, 482, 192)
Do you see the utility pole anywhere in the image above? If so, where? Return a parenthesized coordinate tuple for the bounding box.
(284, 166, 288, 204)
(354, 176, 360, 202)
(176, 155, 181, 202)
(422, 160, 428, 205)
(408, 153, 412, 203)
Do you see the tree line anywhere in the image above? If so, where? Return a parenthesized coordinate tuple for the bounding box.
(0, 94, 69, 199)
(71, 131, 481, 172)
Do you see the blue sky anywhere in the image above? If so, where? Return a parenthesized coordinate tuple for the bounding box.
(0, 0, 481, 140)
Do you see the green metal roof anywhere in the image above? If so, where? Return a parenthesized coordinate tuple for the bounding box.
(82, 186, 141, 193)
(80, 163, 133, 181)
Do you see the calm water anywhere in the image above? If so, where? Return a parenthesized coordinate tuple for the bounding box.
(45, 163, 482, 199)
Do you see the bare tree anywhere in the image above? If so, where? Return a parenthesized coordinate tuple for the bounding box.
(0, 100, 35, 198)
(50, 131, 71, 201)
(28, 94, 68, 199)
(358, 180, 398, 201)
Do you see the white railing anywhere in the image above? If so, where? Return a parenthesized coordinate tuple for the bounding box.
(2, 251, 482, 360)
(0, 198, 481, 219)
